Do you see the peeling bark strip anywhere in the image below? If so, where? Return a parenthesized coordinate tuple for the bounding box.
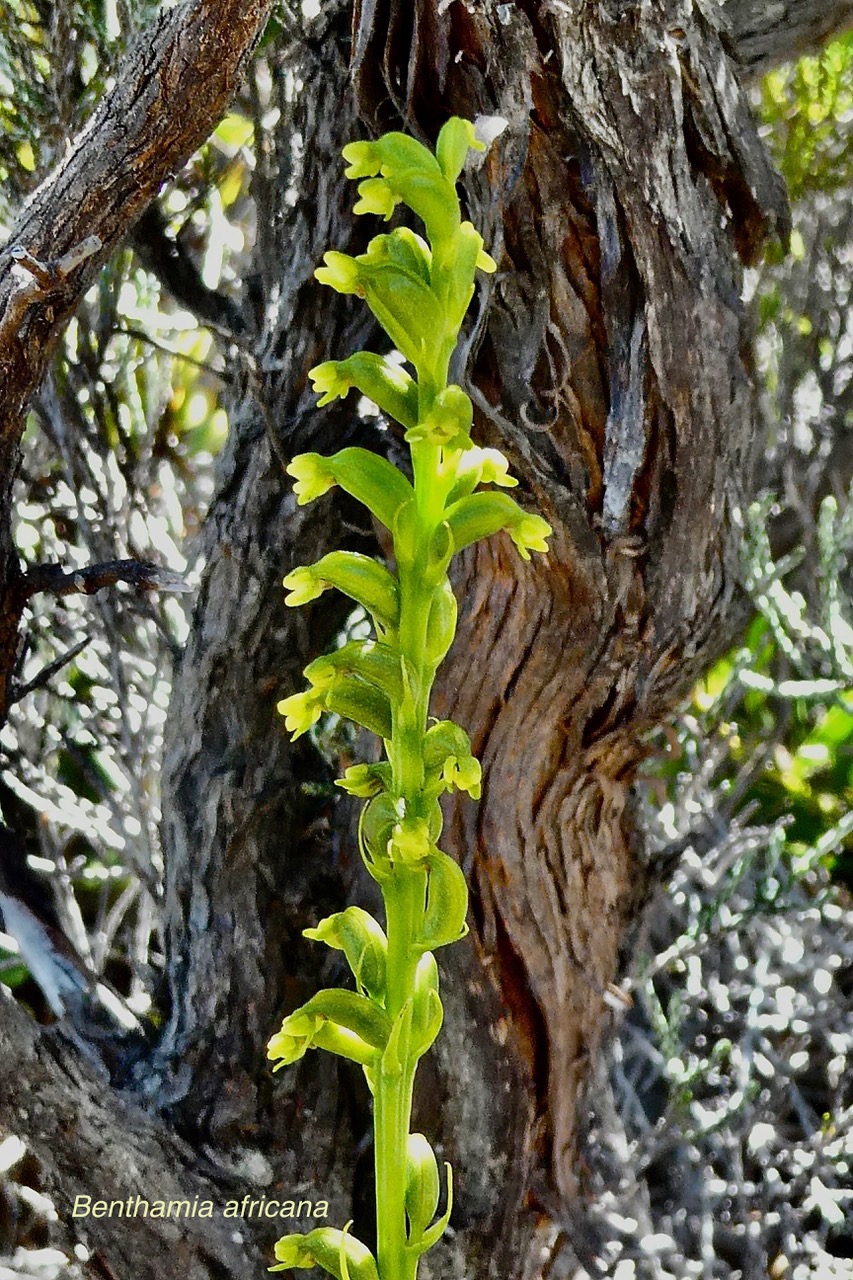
(0, 0, 273, 718)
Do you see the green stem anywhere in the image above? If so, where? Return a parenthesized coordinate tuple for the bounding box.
(375, 870, 423, 1280)
(376, 418, 442, 1280)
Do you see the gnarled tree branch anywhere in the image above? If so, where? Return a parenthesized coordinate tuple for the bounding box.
(0, 0, 273, 719)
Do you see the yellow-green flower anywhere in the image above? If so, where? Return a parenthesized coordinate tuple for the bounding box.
(267, 1010, 321, 1069)
(389, 817, 431, 865)
(406, 386, 473, 448)
(308, 362, 353, 407)
(286, 452, 336, 503)
(277, 688, 325, 738)
(282, 566, 323, 607)
(509, 513, 552, 560)
(314, 251, 363, 294)
(441, 754, 482, 799)
(354, 177, 399, 220)
(342, 140, 379, 180)
(476, 448, 516, 488)
(336, 763, 389, 797)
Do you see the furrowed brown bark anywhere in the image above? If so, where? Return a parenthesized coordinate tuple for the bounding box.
(1, 1, 851, 1279)
(0, 989, 265, 1280)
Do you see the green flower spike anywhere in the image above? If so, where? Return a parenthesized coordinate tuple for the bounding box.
(270, 118, 551, 1280)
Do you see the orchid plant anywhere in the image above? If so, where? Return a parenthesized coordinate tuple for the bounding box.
(267, 118, 551, 1280)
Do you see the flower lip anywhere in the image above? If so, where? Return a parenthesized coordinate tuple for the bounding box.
(354, 177, 400, 221)
(277, 688, 325, 738)
(286, 452, 336, 504)
(342, 140, 380, 180)
(308, 362, 352, 407)
(510, 513, 552, 560)
(282, 565, 324, 607)
(314, 251, 363, 295)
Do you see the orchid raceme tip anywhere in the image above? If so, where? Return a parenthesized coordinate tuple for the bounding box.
(269, 117, 551, 1280)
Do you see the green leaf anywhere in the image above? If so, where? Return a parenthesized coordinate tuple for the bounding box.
(298, 989, 391, 1051)
(289, 445, 414, 533)
(305, 640, 404, 705)
(436, 117, 484, 183)
(414, 1163, 453, 1254)
(419, 850, 469, 950)
(360, 263, 446, 376)
(325, 675, 394, 740)
(304, 907, 387, 1001)
(360, 228, 432, 286)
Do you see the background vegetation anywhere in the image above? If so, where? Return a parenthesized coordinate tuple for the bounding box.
(0, 5, 850, 1278)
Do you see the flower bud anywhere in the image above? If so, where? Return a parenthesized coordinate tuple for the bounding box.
(424, 581, 457, 667)
(361, 793, 403, 870)
(410, 951, 443, 1056)
(436, 117, 484, 183)
(336, 762, 391, 797)
(304, 906, 387, 1000)
(405, 1134, 441, 1242)
(419, 850, 469, 950)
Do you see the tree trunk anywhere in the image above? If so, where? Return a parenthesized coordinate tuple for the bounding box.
(0, 1, 844, 1278)
(155, 0, 788, 1273)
